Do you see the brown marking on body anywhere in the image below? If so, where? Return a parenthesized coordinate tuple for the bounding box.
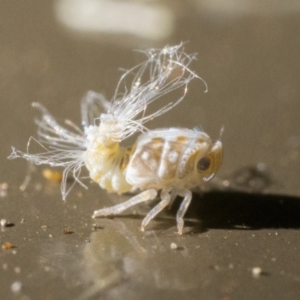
(177, 136, 188, 143)
(120, 145, 136, 171)
(151, 137, 164, 145)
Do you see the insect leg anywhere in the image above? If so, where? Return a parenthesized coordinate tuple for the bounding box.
(92, 189, 157, 218)
(141, 187, 172, 232)
(166, 189, 177, 210)
(176, 190, 192, 235)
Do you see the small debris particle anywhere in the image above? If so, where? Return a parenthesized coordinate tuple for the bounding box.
(63, 227, 73, 234)
(14, 267, 21, 273)
(11, 281, 22, 293)
(92, 224, 105, 230)
(41, 225, 48, 231)
(20, 219, 25, 224)
(0, 182, 8, 189)
(222, 180, 230, 187)
(2, 242, 14, 250)
(0, 219, 7, 227)
(42, 168, 63, 182)
(49, 234, 53, 238)
(0, 219, 14, 228)
(0, 182, 8, 197)
(170, 242, 178, 250)
(252, 267, 262, 278)
(209, 265, 220, 271)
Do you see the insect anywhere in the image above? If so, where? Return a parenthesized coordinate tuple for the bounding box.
(8, 43, 223, 234)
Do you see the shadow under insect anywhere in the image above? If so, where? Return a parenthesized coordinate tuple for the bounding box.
(181, 191, 300, 231)
(103, 191, 300, 233)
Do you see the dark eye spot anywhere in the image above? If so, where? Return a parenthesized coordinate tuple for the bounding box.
(197, 157, 211, 171)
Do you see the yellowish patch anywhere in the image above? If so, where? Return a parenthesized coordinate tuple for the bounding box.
(42, 169, 63, 182)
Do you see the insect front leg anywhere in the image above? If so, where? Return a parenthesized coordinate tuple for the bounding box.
(92, 189, 157, 218)
(141, 187, 172, 232)
(176, 190, 192, 235)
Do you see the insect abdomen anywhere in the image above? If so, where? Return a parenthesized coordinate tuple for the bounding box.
(84, 144, 133, 194)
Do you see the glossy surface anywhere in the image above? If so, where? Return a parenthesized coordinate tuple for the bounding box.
(1, 1, 300, 299)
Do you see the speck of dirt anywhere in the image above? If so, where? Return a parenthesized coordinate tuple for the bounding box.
(170, 242, 178, 250)
(2, 242, 15, 250)
(11, 281, 22, 293)
(63, 227, 74, 234)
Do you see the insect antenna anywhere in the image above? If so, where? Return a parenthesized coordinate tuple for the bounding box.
(218, 125, 225, 142)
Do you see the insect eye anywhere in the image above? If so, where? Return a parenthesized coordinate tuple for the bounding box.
(197, 156, 211, 171)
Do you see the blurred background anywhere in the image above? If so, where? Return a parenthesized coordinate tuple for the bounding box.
(0, 1, 300, 299)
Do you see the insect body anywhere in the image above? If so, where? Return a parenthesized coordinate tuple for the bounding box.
(9, 44, 223, 234)
(92, 128, 222, 234)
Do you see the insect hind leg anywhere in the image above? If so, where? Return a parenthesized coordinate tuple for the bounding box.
(92, 189, 157, 218)
(141, 188, 172, 232)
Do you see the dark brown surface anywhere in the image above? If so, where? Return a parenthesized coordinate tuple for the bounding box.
(1, 1, 300, 299)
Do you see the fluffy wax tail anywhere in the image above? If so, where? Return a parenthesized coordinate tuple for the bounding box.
(98, 43, 207, 143)
(8, 103, 87, 200)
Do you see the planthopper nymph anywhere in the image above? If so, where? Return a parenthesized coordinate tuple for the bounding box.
(9, 43, 223, 234)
